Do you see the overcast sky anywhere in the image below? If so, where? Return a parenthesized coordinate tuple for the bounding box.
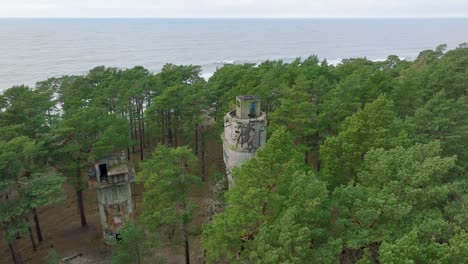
(1, 0, 467, 18)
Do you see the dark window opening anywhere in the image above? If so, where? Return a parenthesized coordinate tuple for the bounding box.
(248, 101, 256, 118)
(99, 164, 108, 182)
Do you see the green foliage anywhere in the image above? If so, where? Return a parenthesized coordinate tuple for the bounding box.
(44, 248, 60, 264)
(0, 136, 65, 242)
(202, 128, 327, 263)
(269, 86, 317, 156)
(321, 68, 380, 132)
(250, 172, 337, 263)
(1, 44, 468, 263)
(0, 85, 56, 139)
(321, 95, 401, 188)
(137, 144, 201, 262)
(22, 172, 66, 209)
(407, 90, 468, 174)
(112, 223, 155, 264)
(333, 142, 459, 262)
(51, 106, 130, 190)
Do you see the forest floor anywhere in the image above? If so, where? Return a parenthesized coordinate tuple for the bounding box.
(0, 131, 224, 264)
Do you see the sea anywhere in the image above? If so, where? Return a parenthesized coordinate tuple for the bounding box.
(1, 18, 467, 90)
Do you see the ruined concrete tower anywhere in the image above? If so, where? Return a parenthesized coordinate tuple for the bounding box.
(221, 96, 267, 188)
(88, 153, 135, 242)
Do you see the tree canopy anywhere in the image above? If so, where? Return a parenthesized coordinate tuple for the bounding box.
(1, 44, 467, 264)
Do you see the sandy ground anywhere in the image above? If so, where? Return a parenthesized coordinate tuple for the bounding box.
(0, 134, 224, 264)
(0, 183, 114, 264)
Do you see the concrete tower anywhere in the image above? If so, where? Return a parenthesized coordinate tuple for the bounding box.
(221, 96, 267, 188)
(88, 153, 135, 242)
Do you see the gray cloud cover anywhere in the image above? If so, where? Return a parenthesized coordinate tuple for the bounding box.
(0, 0, 467, 18)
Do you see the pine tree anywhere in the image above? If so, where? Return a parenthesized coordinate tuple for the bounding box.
(137, 145, 201, 264)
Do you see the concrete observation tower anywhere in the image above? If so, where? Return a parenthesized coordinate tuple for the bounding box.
(88, 153, 135, 242)
(221, 96, 267, 188)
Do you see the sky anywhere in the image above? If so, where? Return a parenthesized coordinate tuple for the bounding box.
(0, 0, 467, 18)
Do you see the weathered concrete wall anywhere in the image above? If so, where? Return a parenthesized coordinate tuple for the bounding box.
(94, 155, 127, 182)
(223, 113, 266, 150)
(222, 144, 258, 187)
(222, 109, 267, 188)
(91, 154, 135, 241)
(97, 183, 133, 241)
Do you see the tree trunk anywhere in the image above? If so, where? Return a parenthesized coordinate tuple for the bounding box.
(174, 110, 177, 147)
(161, 111, 165, 144)
(8, 242, 16, 264)
(194, 126, 199, 155)
(369, 242, 381, 263)
(174, 110, 178, 147)
(183, 224, 190, 264)
(125, 111, 131, 160)
(26, 217, 37, 251)
(133, 115, 139, 154)
(130, 106, 136, 154)
(142, 105, 146, 149)
(32, 208, 43, 242)
(315, 131, 321, 172)
(76, 189, 87, 227)
(8, 240, 23, 264)
(132, 182, 137, 210)
(167, 111, 173, 147)
(201, 130, 206, 182)
(139, 103, 144, 161)
(315, 106, 321, 172)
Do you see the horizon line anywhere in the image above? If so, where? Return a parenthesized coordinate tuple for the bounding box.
(1, 16, 467, 19)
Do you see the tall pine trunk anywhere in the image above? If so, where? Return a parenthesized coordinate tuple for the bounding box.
(161, 111, 166, 144)
(141, 103, 146, 148)
(32, 208, 43, 242)
(133, 112, 138, 154)
(75, 159, 87, 227)
(174, 110, 178, 147)
(315, 131, 321, 172)
(201, 129, 206, 182)
(26, 217, 37, 251)
(315, 105, 321, 172)
(194, 126, 199, 155)
(138, 101, 144, 161)
(167, 112, 173, 147)
(125, 111, 131, 160)
(8, 239, 23, 264)
(130, 104, 136, 154)
(76, 189, 87, 227)
(183, 224, 190, 264)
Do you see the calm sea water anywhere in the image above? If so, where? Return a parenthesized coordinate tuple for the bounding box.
(0, 18, 467, 90)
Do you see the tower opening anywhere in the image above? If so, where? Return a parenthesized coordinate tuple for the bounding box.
(99, 164, 108, 182)
(248, 101, 256, 118)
